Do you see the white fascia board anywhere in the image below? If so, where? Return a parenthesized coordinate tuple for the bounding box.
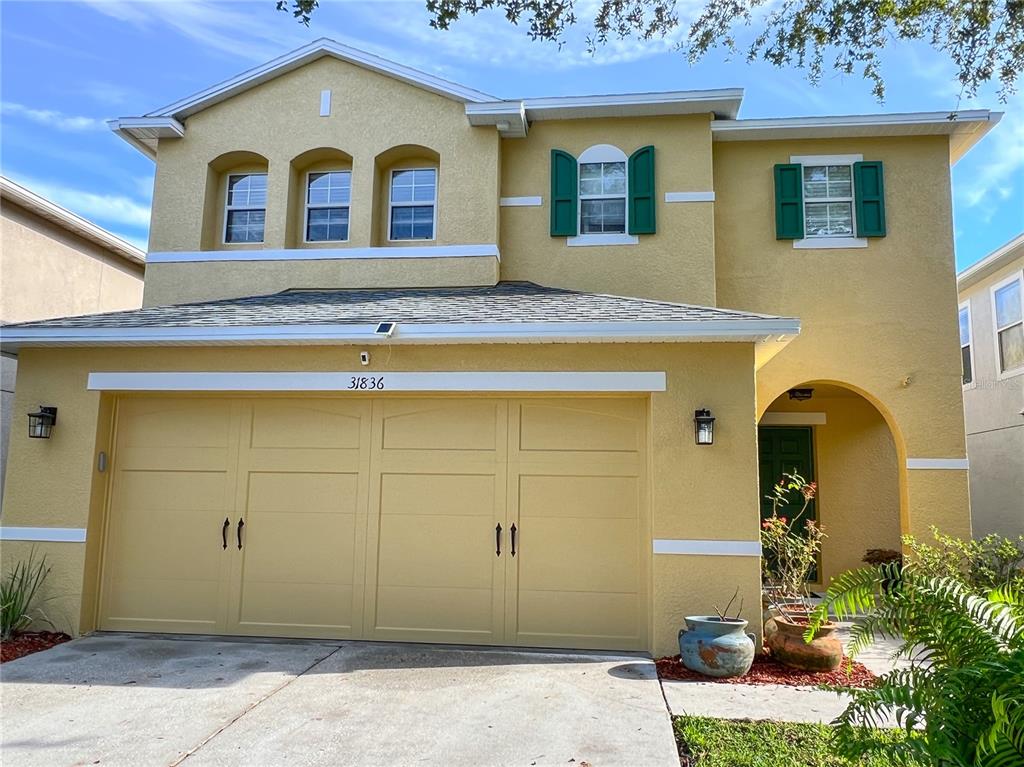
(87, 371, 667, 393)
(107, 117, 186, 158)
(524, 88, 744, 121)
(465, 101, 528, 137)
(957, 232, 1024, 292)
(147, 243, 500, 264)
(1, 318, 801, 350)
(148, 39, 494, 122)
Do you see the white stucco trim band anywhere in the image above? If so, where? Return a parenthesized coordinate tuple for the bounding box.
(147, 244, 500, 264)
(0, 527, 87, 542)
(87, 371, 668, 392)
(499, 197, 543, 207)
(664, 192, 715, 203)
(653, 539, 762, 557)
(760, 412, 827, 425)
(906, 458, 970, 470)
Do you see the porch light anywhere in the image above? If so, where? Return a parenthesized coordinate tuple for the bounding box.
(27, 406, 58, 439)
(788, 388, 814, 401)
(694, 409, 715, 445)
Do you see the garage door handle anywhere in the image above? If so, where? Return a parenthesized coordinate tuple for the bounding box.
(222, 517, 229, 550)
(237, 518, 245, 550)
(510, 523, 517, 557)
(495, 523, 502, 556)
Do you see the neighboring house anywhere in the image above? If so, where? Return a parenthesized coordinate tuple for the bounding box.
(0, 177, 145, 503)
(957, 233, 1024, 538)
(0, 40, 998, 655)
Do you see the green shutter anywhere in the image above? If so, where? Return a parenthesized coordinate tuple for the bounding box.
(854, 161, 886, 237)
(774, 163, 804, 240)
(628, 145, 656, 235)
(550, 149, 578, 236)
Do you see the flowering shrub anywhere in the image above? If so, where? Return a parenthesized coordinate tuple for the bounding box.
(761, 471, 824, 598)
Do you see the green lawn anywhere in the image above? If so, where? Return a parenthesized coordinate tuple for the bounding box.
(674, 716, 926, 767)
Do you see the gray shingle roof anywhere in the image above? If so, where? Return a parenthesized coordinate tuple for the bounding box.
(5, 282, 789, 329)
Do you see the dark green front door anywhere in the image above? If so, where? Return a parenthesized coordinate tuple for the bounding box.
(758, 426, 817, 577)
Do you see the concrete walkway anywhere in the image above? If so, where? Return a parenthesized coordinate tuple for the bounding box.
(1, 634, 679, 767)
(663, 623, 907, 726)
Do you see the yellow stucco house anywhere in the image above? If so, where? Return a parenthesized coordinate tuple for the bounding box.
(0, 40, 999, 656)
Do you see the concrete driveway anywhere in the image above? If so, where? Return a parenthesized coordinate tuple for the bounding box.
(1, 635, 678, 767)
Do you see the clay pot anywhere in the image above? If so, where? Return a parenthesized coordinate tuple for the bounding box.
(678, 616, 756, 678)
(766, 616, 842, 672)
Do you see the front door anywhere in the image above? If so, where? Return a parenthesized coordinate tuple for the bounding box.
(758, 425, 817, 579)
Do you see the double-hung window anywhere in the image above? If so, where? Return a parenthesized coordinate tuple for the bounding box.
(224, 173, 267, 244)
(992, 273, 1024, 375)
(305, 171, 351, 242)
(579, 161, 626, 234)
(959, 303, 973, 386)
(802, 165, 854, 238)
(389, 168, 436, 241)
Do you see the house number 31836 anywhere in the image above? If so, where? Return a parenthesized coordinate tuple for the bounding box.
(348, 376, 385, 390)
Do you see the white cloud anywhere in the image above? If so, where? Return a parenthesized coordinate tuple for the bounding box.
(1, 102, 106, 131)
(955, 95, 1024, 217)
(6, 174, 152, 231)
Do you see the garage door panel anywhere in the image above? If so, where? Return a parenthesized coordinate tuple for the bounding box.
(118, 401, 234, 449)
(377, 515, 497, 589)
(249, 401, 367, 450)
(520, 475, 639, 520)
(115, 447, 232, 472)
(515, 590, 641, 650)
(379, 473, 497, 516)
(238, 511, 357, 583)
(379, 400, 502, 452)
(518, 400, 642, 454)
(234, 583, 357, 636)
(374, 586, 497, 636)
(111, 507, 224, 578)
(102, 578, 222, 632)
(115, 470, 228, 511)
(247, 472, 360, 515)
(516, 518, 639, 593)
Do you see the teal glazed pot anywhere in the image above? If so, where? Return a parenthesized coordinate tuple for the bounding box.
(678, 616, 756, 678)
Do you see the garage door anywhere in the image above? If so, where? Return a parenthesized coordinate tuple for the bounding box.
(98, 396, 647, 650)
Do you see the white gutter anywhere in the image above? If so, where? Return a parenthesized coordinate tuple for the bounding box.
(0, 318, 800, 351)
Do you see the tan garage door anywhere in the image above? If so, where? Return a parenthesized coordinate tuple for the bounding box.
(98, 395, 647, 650)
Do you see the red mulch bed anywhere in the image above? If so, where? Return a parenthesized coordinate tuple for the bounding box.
(1, 631, 71, 663)
(656, 651, 877, 689)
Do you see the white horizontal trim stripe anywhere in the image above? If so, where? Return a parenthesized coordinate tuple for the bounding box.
(761, 412, 827, 425)
(88, 371, 667, 392)
(653, 539, 762, 557)
(567, 233, 639, 247)
(664, 192, 715, 203)
(499, 196, 543, 207)
(793, 238, 868, 250)
(147, 244, 500, 264)
(0, 527, 87, 542)
(907, 458, 970, 470)
(2, 318, 802, 349)
(790, 153, 863, 165)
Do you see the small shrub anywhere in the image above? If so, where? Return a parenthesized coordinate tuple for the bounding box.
(902, 527, 1024, 592)
(1, 549, 52, 640)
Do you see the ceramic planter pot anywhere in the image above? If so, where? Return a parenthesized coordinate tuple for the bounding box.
(678, 616, 756, 678)
(766, 616, 842, 671)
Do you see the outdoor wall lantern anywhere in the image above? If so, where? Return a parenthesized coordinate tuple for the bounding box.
(694, 409, 715, 445)
(27, 406, 58, 439)
(788, 388, 814, 401)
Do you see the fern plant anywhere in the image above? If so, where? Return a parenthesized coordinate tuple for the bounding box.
(0, 549, 52, 640)
(807, 564, 1023, 767)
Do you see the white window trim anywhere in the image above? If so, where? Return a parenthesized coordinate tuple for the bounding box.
(990, 269, 1024, 380)
(959, 300, 976, 390)
(223, 172, 267, 245)
(789, 153, 864, 250)
(387, 167, 437, 243)
(576, 144, 629, 241)
(303, 170, 351, 244)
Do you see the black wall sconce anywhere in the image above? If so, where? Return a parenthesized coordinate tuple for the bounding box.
(27, 406, 57, 439)
(788, 388, 814, 402)
(694, 409, 715, 445)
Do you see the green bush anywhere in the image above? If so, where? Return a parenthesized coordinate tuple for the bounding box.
(1, 549, 52, 640)
(809, 563, 1023, 766)
(902, 527, 1024, 592)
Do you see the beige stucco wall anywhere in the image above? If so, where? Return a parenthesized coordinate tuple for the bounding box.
(763, 387, 902, 586)
(0, 200, 144, 502)
(499, 115, 717, 306)
(1, 341, 761, 656)
(715, 135, 971, 543)
(958, 247, 1024, 537)
(146, 56, 500, 305)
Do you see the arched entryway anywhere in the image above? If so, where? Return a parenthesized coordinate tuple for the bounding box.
(758, 381, 903, 589)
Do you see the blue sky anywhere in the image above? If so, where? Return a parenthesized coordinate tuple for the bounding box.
(2, 0, 1022, 269)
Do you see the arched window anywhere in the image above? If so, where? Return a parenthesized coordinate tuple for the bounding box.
(577, 144, 627, 235)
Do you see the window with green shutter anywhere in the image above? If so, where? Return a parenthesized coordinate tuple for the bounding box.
(853, 161, 886, 237)
(550, 149, 578, 236)
(628, 145, 656, 235)
(774, 164, 804, 239)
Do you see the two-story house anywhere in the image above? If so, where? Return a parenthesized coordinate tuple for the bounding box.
(0, 40, 998, 656)
(957, 233, 1024, 538)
